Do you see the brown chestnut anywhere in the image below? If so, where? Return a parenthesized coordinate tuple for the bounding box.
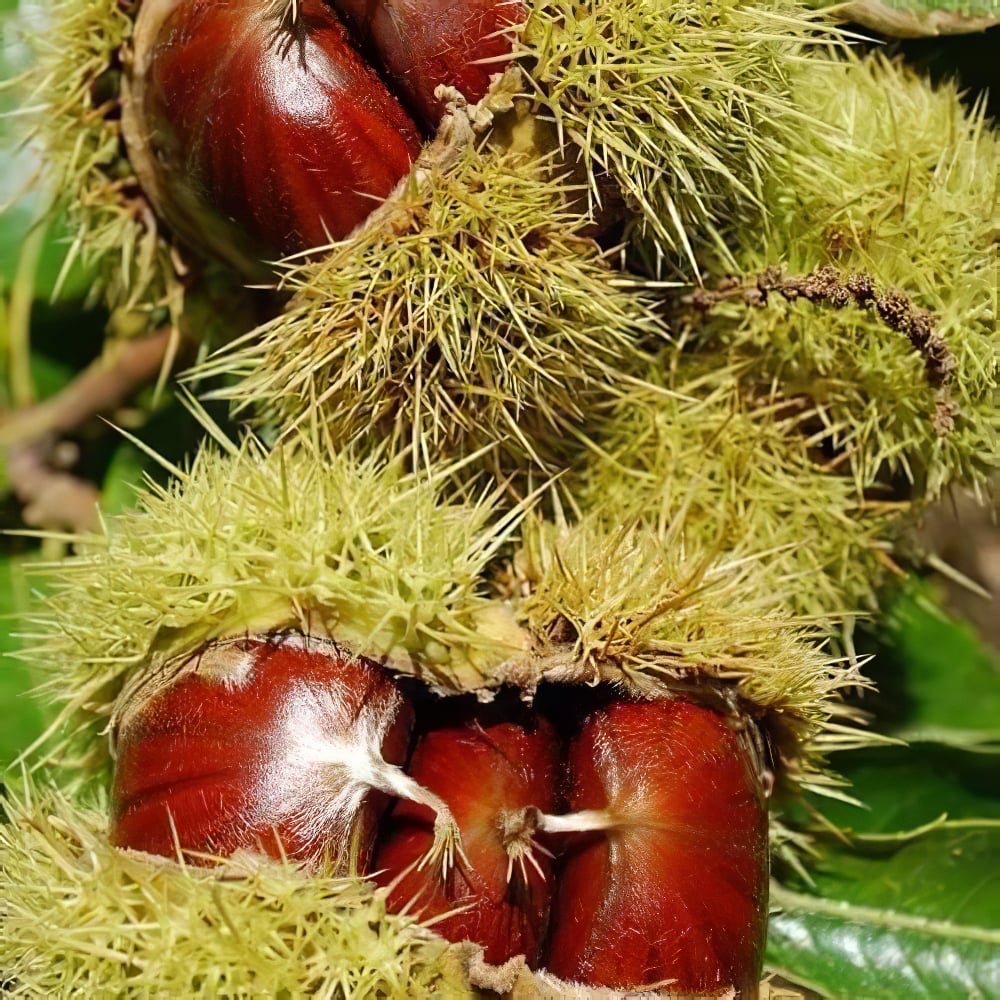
(373, 710, 559, 967)
(123, 0, 423, 277)
(111, 636, 419, 867)
(542, 700, 769, 993)
(332, 0, 526, 129)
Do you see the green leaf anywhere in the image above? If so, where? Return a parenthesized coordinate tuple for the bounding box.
(774, 579, 1000, 998)
(0, 555, 46, 768)
(100, 440, 152, 515)
(768, 827, 1000, 999)
(859, 579, 1000, 749)
(814, 746, 1000, 835)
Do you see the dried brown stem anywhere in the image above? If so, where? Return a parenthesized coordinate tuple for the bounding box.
(1, 326, 179, 532)
(691, 264, 957, 391)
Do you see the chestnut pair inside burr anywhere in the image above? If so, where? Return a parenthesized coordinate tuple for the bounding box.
(123, 0, 524, 275)
(110, 634, 768, 994)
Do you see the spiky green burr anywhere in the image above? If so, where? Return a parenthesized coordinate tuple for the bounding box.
(9, 0, 263, 376)
(26, 427, 528, 767)
(573, 50, 999, 627)
(15, 0, 150, 308)
(4, 0, 998, 992)
(195, 0, 844, 466)
(516, 0, 834, 275)
(0, 782, 472, 997)
(22, 0, 833, 299)
(200, 140, 669, 473)
(689, 52, 998, 499)
(1, 423, 854, 994)
(576, 365, 900, 623)
(23, 416, 853, 790)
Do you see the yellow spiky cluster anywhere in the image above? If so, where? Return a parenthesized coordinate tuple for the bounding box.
(26, 426, 527, 753)
(21, 413, 860, 794)
(579, 365, 901, 623)
(3, 0, 998, 993)
(13, 0, 255, 345)
(11, 0, 186, 329)
(517, 0, 834, 274)
(4, 417, 862, 994)
(691, 54, 999, 496)
(201, 141, 668, 471)
(0, 781, 470, 997)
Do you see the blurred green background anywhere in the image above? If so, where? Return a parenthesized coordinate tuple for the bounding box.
(0, 4, 997, 995)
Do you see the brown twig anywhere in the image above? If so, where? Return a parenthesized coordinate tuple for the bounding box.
(0, 325, 177, 446)
(690, 264, 958, 436)
(7, 440, 102, 533)
(1, 325, 178, 533)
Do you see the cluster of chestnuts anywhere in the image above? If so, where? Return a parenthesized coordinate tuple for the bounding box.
(20, 0, 966, 992)
(112, 634, 767, 993)
(5, 0, 997, 988)
(124, 0, 525, 275)
(104, 0, 773, 992)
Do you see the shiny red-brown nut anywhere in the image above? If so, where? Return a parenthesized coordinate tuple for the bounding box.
(373, 710, 560, 967)
(333, 0, 526, 129)
(544, 699, 768, 994)
(124, 0, 422, 276)
(111, 637, 413, 867)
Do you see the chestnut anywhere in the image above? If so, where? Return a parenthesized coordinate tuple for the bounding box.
(110, 632, 767, 987)
(541, 700, 769, 993)
(373, 710, 559, 967)
(123, 0, 423, 277)
(331, 0, 527, 129)
(111, 635, 458, 869)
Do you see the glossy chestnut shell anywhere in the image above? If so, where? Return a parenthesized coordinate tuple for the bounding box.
(373, 709, 559, 967)
(544, 699, 769, 993)
(111, 638, 768, 992)
(123, 0, 523, 276)
(111, 637, 413, 866)
(332, 0, 527, 129)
